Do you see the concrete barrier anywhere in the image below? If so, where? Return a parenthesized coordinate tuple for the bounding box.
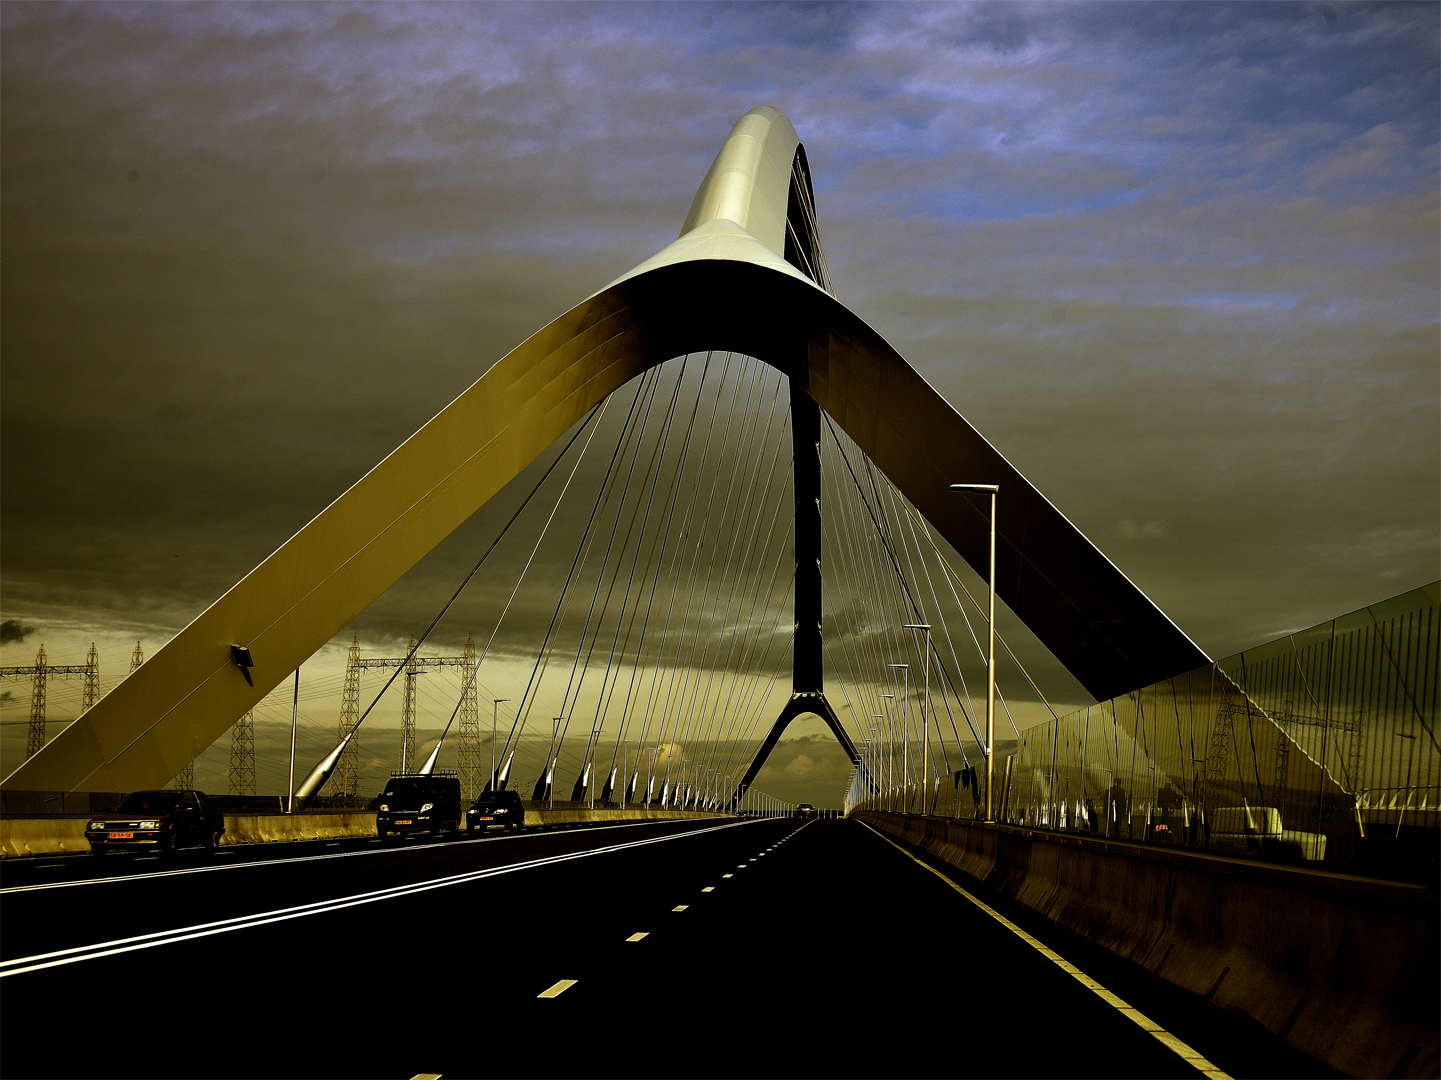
(1, 816, 91, 857)
(856, 810, 1437, 1080)
(2, 807, 727, 857)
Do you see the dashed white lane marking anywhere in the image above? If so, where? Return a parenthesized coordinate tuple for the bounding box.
(537, 979, 576, 998)
(701, 886, 714, 893)
(858, 821, 1232, 1080)
(672, 904, 689, 912)
(0, 819, 762, 977)
(626, 933, 648, 943)
(722, 873, 733, 878)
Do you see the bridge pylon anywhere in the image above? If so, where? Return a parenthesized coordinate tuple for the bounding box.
(732, 381, 870, 810)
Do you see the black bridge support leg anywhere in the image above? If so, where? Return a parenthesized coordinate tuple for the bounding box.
(730, 382, 875, 812)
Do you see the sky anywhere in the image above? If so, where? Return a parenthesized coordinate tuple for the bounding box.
(2, 1, 1436, 806)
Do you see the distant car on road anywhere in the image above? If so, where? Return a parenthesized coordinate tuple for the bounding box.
(467, 789, 525, 833)
(86, 790, 225, 856)
(376, 773, 462, 841)
(795, 803, 817, 818)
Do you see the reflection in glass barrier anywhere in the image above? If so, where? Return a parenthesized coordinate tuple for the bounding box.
(854, 583, 1438, 883)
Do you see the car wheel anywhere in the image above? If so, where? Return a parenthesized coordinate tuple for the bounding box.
(205, 829, 221, 853)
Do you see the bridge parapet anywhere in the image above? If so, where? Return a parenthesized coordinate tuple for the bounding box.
(856, 809, 1436, 1080)
(856, 582, 1439, 885)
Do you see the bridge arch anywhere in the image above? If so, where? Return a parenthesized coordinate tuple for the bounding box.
(3, 107, 1205, 794)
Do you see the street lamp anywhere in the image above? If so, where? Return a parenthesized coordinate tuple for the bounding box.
(867, 725, 880, 810)
(491, 699, 510, 795)
(951, 483, 998, 820)
(888, 664, 909, 812)
(549, 717, 562, 810)
(904, 624, 932, 814)
(879, 695, 895, 812)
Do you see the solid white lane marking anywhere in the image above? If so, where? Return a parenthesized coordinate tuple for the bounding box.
(626, 932, 648, 942)
(858, 821, 1232, 1080)
(538, 979, 576, 998)
(1, 817, 733, 896)
(672, 904, 689, 912)
(0, 819, 763, 977)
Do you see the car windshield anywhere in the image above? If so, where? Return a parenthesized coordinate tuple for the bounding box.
(115, 792, 184, 815)
(382, 780, 448, 807)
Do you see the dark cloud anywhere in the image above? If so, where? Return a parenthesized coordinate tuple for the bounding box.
(0, 620, 36, 645)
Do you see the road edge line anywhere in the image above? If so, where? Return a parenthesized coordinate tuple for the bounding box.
(856, 819, 1233, 1080)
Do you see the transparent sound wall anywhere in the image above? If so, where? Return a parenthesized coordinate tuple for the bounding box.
(933, 583, 1438, 882)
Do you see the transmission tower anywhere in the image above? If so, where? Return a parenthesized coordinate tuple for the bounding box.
(82, 643, 99, 712)
(342, 637, 475, 783)
(401, 637, 420, 774)
(335, 638, 362, 805)
(130, 641, 144, 673)
(456, 634, 480, 803)
(0, 644, 100, 760)
(27, 645, 47, 759)
(228, 710, 256, 796)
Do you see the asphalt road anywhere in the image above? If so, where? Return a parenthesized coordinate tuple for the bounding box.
(0, 817, 1332, 1079)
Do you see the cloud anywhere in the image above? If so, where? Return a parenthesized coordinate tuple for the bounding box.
(0, 620, 37, 645)
(0, 1, 1434, 784)
(1113, 520, 1168, 541)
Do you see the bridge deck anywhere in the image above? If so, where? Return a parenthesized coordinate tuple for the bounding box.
(0, 818, 1330, 1079)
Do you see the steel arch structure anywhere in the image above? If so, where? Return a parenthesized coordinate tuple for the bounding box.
(3, 107, 1207, 795)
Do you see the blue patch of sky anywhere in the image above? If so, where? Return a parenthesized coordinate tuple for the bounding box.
(1077, 2, 1437, 181)
(863, 177, 1153, 227)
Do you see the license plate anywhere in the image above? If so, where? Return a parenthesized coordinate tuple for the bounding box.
(109, 832, 134, 839)
(396, 820, 412, 825)
(479, 816, 494, 821)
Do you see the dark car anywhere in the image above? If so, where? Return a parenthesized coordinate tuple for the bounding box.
(377, 773, 462, 841)
(795, 802, 817, 818)
(86, 790, 225, 856)
(467, 789, 525, 833)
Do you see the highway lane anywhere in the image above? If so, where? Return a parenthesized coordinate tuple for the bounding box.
(1, 817, 1328, 1079)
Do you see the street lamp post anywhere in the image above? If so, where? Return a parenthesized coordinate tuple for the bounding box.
(888, 664, 909, 811)
(867, 726, 880, 810)
(904, 624, 932, 813)
(880, 695, 895, 812)
(549, 717, 561, 810)
(951, 483, 999, 820)
(491, 699, 510, 795)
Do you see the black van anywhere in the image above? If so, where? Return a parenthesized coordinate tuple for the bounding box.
(376, 773, 462, 841)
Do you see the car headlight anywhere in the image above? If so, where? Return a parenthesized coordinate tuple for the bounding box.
(89, 822, 105, 831)
(379, 804, 389, 812)
(420, 802, 433, 813)
(138, 820, 160, 829)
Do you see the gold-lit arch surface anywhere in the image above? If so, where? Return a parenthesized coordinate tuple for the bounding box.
(4, 107, 1205, 793)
